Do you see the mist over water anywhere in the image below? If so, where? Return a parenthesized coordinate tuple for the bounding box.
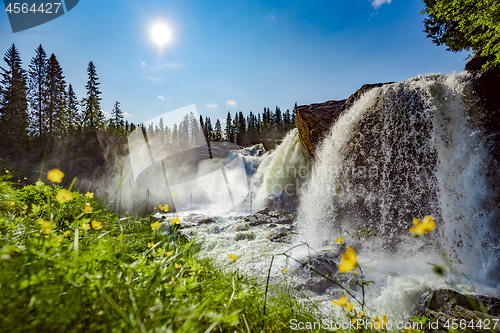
(297, 72, 500, 303)
(98, 72, 499, 320)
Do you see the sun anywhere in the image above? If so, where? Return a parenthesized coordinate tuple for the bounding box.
(151, 23, 172, 47)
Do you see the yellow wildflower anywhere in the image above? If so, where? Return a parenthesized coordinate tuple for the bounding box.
(336, 237, 343, 244)
(345, 302, 354, 312)
(8, 201, 15, 206)
(40, 221, 52, 234)
(373, 315, 387, 329)
(24, 177, 26, 180)
(409, 215, 436, 235)
(172, 192, 175, 196)
(282, 269, 287, 273)
(63, 230, 72, 238)
(154, 207, 157, 210)
(91, 221, 102, 230)
(339, 247, 357, 273)
(85, 192, 94, 199)
(175, 263, 182, 269)
(228, 253, 238, 261)
(151, 221, 162, 230)
(358, 311, 365, 317)
(332, 294, 348, 307)
(5, 170, 9, 173)
(56, 189, 73, 204)
(147, 242, 154, 248)
(55, 235, 63, 242)
(180, 196, 183, 198)
(402, 329, 412, 333)
(47, 168, 64, 183)
(81, 223, 90, 231)
(165, 251, 173, 256)
(83, 204, 93, 213)
(354, 271, 358, 276)
(170, 217, 180, 225)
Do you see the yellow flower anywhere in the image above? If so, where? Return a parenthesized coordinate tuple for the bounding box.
(91, 221, 102, 230)
(170, 217, 180, 225)
(5, 170, 9, 173)
(63, 230, 72, 238)
(55, 235, 63, 242)
(102, 239, 108, 243)
(151, 221, 162, 230)
(36, 180, 44, 186)
(47, 168, 64, 183)
(354, 271, 358, 276)
(282, 269, 287, 273)
(24, 177, 26, 180)
(373, 315, 387, 329)
(85, 192, 94, 199)
(336, 237, 343, 244)
(228, 253, 238, 261)
(165, 251, 173, 256)
(147, 242, 154, 248)
(8, 201, 15, 206)
(180, 196, 183, 198)
(402, 329, 412, 333)
(154, 207, 157, 210)
(345, 302, 354, 312)
(172, 192, 175, 196)
(358, 311, 365, 317)
(175, 263, 182, 269)
(339, 247, 357, 273)
(56, 189, 73, 204)
(409, 215, 436, 235)
(81, 223, 90, 231)
(162, 204, 169, 212)
(83, 204, 93, 213)
(332, 294, 348, 307)
(40, 221, 52, 234)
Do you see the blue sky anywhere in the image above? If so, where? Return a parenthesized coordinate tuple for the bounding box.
(0, 0, 468, 125)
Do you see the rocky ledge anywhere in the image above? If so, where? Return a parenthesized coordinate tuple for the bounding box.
(295, 82, 393, 155)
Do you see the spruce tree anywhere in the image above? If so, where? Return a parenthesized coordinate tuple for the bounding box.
(225, 111, 234, 143)
(111, 101, 124, 132)
(66, 84, 80, 130)
(214, 119, 222, 142)
(46, 53, 66, 135)
(0, 44, 29, 155)
(83, 61, 103, 131)
(28, 44, 48, 137)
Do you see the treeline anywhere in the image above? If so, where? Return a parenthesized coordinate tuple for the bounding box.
(145, 107, 297, 148)
(0, 43, 137, 157)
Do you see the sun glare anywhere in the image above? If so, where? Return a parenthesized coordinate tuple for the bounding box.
(151, 23, 172, 47)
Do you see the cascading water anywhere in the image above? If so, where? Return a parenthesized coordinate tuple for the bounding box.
(297, 72, 500, 306)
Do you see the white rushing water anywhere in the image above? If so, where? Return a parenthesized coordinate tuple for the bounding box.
(296, 72, 500, 316)
(118, 71, 499, 323)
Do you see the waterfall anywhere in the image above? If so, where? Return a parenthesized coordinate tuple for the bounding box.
(250, 128, 309, 210)
(297, 72, 500, 291)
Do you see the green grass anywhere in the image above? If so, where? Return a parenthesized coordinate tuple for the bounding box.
(0, 172, 324, 332)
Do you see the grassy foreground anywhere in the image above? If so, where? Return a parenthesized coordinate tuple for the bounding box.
(0, 172, 322, 332)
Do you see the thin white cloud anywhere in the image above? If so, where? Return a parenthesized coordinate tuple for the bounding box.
(145, 76, 162, 82)
(220, 118, 227, 124)
(100, 109, 111, 118)
(226, 100, 237, 107)
(163, 62, 183, 69)
(157, 96, 165, 99)
(141, 61, 183, 70)
(205, 102, 219, 110)
(265, 14, 275, 20)
(123, 112, 134, 118)
(370, 0, 392, 9)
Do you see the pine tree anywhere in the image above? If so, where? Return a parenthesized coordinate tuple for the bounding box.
(214, 119, 222, 142)
(225, 112, 234, 143)
(292, 102, 297, 126)
(236, 111, 246, 145)
(46, 53, 66, 135)
(205, 116, 213, 143)
(83, 61, 103, 131)
(28, 44, 48, 137)
(66, 84, 80, 130)
(111, 101, 124, 132)
(0, 44, 29, 154)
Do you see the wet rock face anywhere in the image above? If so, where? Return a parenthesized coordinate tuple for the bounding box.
(295, 82, 394, 156)
(296, 100, 346, 156)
